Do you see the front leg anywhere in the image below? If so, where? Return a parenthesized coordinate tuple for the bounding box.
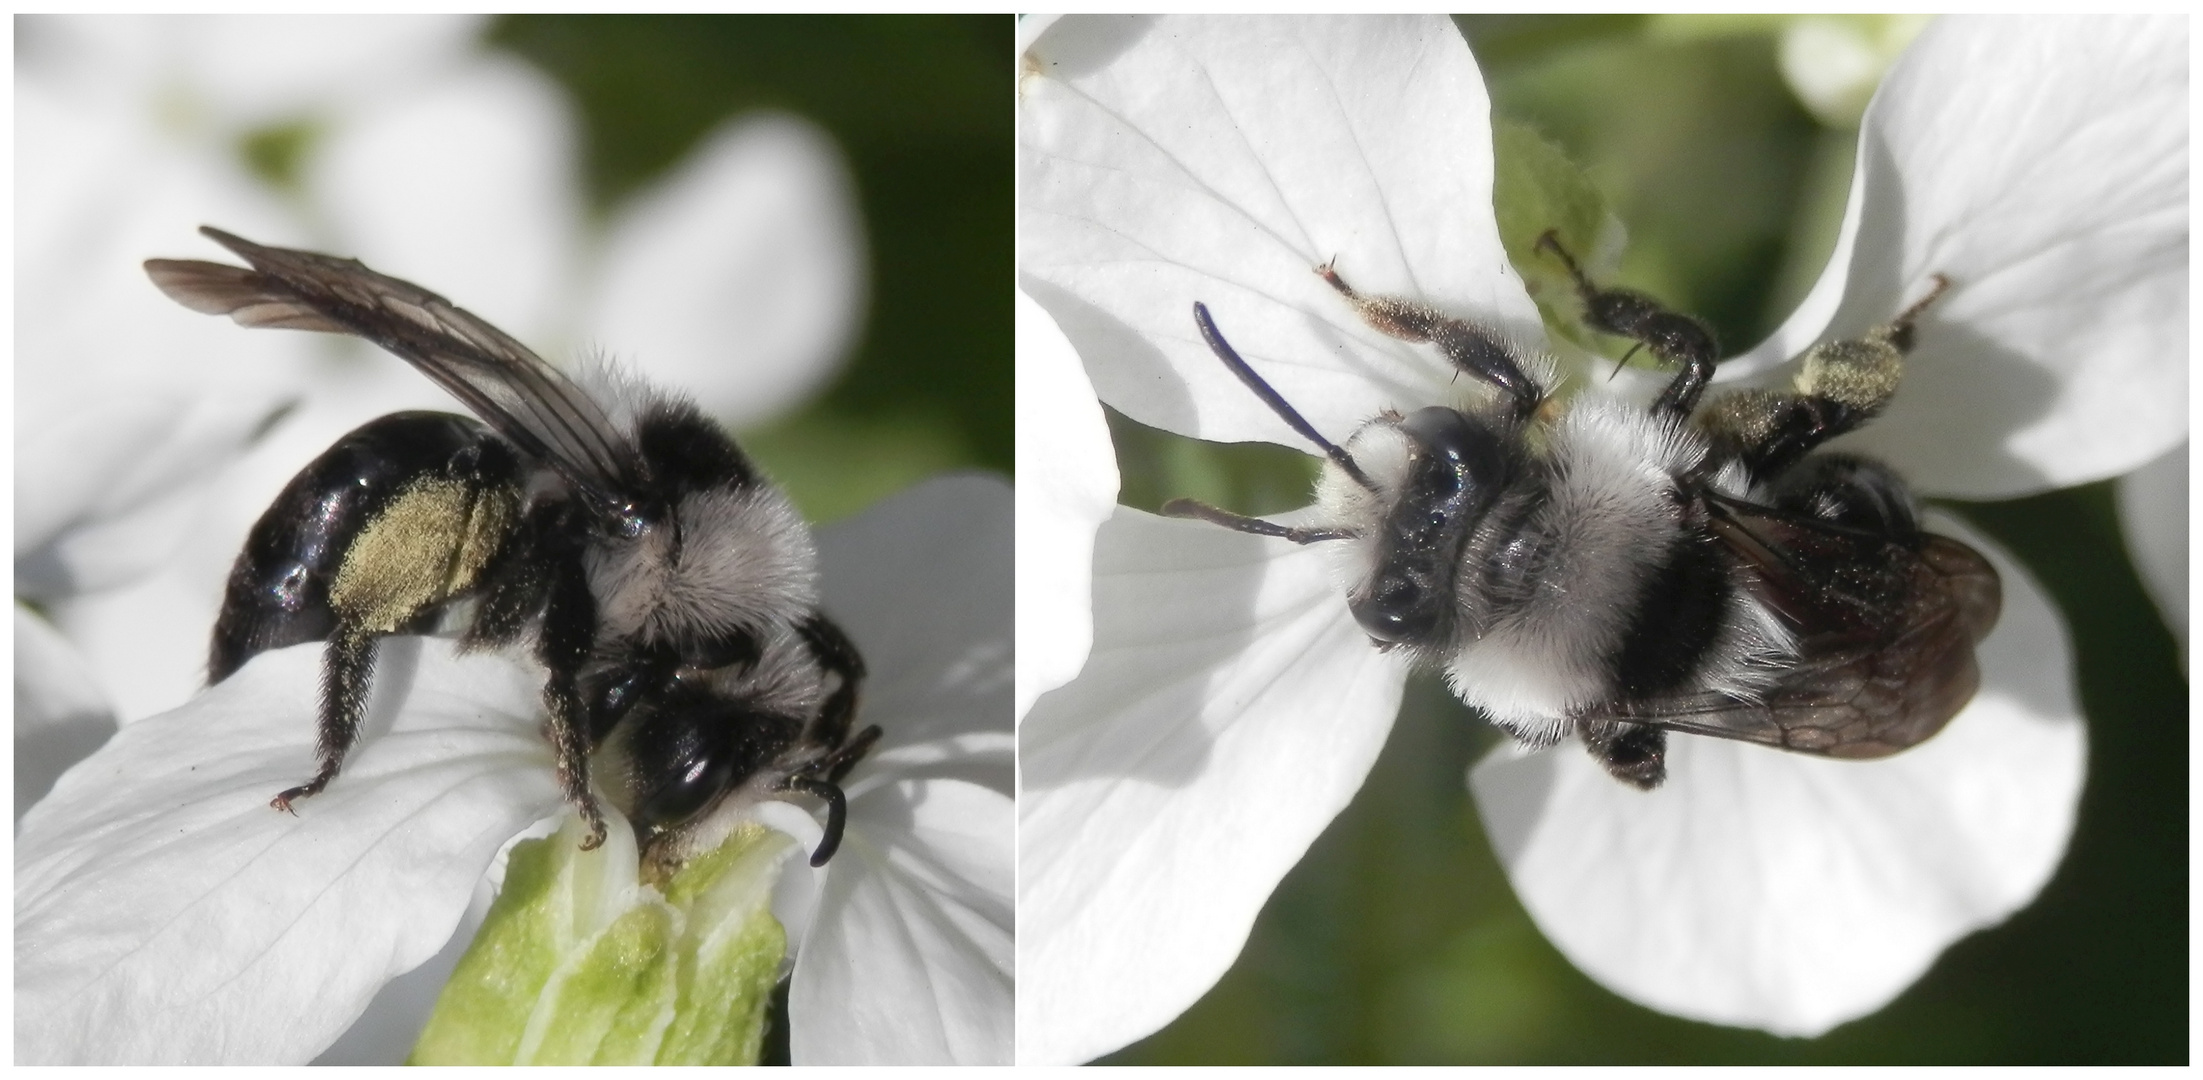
(1535, 230, 1719, 418)
(1317, 261, 1544, 421)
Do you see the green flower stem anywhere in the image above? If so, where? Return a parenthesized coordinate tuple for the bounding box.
(411, 817, 796, 1065)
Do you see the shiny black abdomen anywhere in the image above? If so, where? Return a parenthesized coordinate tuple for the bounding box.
(207, 411, 522, 682)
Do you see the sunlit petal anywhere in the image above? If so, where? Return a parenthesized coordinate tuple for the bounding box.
(1732, 16, 2187, 497)
(789, 475, 1014, 1064)
(1472, 513, 2083, 1036)
(796, 779, 1013, 1064)
(15, 639, 563, 1064)
(1015, 290, 1119, 721)
(2117, 441, 2187, 657)
(586, 114, 866, 428)
(1019, 14, 1542, 447)
(1019, 507, 1408, 1063)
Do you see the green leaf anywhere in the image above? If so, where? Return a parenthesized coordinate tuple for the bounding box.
(1488, 118, 1615, 358)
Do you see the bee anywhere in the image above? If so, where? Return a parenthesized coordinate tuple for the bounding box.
(145, 227, 879, 865)
(1165, 230, 2000, 787)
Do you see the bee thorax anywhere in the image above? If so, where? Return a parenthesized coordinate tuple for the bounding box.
(1445, 398, 1718, 726)
(586, 483, 818, 648)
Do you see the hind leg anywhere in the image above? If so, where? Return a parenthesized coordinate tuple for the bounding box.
(271, 631, 379, 813)
(1698, 276, 1951, 484)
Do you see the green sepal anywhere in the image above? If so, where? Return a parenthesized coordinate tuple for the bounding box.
(410, 817, 795, 1065)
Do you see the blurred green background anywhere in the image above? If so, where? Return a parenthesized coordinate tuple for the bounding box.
(1101, 15, 2187, 1065)
(492, 15, 1010, 522)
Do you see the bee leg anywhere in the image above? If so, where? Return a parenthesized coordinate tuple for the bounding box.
(1534, 230, 1719, 418)
(538, 542, 608, 851)
(796, 613, 867, 751)
(1579, 719, 1667, 789)
(780, 775, 853, 867)
(778, 610, 881, 866)
(1697, 276, 1951, 484)
(273, 630, 378, 813)
(819, 724, 883, 787)
(1763, 453, 1922, 540)
(1315, 261, 1544, 421)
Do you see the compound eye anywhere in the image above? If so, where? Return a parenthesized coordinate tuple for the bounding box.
(1350, 570, 1445, 644)
(1398, 407, 1505, 494)
(628, 724, 737, 830)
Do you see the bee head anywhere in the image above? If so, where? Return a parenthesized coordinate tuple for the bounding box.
(1347, 406, 1512, 647)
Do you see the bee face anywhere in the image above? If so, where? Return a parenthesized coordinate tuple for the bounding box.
(1328, 405, 1517, 647)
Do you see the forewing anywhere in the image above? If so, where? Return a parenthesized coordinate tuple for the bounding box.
(145, 226, 639, 510)
(1590, 505, 2001, 759)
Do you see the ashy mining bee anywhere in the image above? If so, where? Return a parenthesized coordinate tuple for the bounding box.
(145, 226, 879, 865)
(1166, 230, 2000, 786)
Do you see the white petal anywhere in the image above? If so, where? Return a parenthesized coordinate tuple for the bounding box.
(15, 391, 271, 600)
(2117, 441, 2187, 657)
(310, 51, 583, 346)
(1015, 289, 1119, 721)
(790, 475, 1015, 1064)
(27, 15, 487, 128)
(1018, 507, 1408, 1063)
(16, 71, 300, 545)
(312, 893, 492, 1065)
(1019, 15, 1542, 446)
(814, 474, 1015, 752)
(13, 607, 113, 737)
(795, 780, 1014, 1065)
(1471, 513, 2084, 1036)
(14, 607, 117, 821)
(15, 639, 564, 1064)
(45, 556, 225, 725)
(1733, 16, 2187, 497)
(585, 114, 866, 427)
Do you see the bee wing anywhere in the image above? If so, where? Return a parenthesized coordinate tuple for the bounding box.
(1587, 504, 2001, 759)
(145, 226, 641, 510)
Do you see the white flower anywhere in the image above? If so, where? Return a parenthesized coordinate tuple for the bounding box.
(16, 475, 1013, 1065)
(1016, 14, 2181, 1062)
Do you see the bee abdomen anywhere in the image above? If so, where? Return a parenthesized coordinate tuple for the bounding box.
(209, 411, 523, 682)
(1609, 528, 1734, 698)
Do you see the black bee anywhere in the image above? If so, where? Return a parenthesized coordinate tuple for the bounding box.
(1166, 230, 2000, 786)
(145, 227, 879, 865)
